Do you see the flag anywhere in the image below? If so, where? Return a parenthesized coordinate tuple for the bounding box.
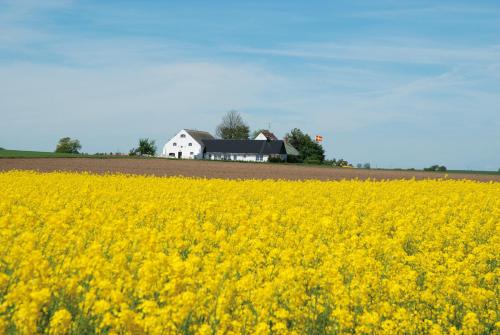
(315, 135, 323, 143)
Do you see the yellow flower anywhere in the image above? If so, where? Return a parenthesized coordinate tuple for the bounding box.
(49, 309, 72, 335)
(0, 171, 498, 334)
(462, 312, 482, 335)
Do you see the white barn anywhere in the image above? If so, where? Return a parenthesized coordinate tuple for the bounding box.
(161, 128, 300, 162)
(161, 129, 215, 159)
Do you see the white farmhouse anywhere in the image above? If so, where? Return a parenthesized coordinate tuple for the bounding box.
(161, 129, 215, 159)
(161, 128, 300, 162)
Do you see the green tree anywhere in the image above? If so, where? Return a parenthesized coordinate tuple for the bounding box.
(130, 138, 157, 156)
(55, 137, 81, 154)
(216, 110, 250, 140)
(284, 128, 325, 163)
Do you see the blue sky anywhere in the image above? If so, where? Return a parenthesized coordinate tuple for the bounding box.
(0, 0, 499, 169)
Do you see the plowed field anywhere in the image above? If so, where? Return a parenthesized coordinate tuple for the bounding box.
(0, 158, 498, 181)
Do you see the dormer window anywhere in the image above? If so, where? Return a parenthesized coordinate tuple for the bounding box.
(180, 134, 186, 138)
(188, 143, 192, 146)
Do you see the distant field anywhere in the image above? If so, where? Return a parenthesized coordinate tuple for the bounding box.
(443, 169, 499, 175)
(0, 149, 129, 159)
(0, 149, 86, 158)
(0, 157, 498, 182)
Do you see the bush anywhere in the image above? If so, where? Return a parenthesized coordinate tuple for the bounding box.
(356, 163, 371, 169)
(327, 158, 351, 167)
(286, 155, 301, 163)
(268, 156, 284, 163)
(130, 138, 156, 156)
(424, 165, 447, 172)
(304, 158, 321, 165)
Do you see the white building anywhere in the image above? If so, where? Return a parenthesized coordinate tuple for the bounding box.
(161, 129, 215, 159)
(202, 139, 288, 162)
(161, 128, 299, 162)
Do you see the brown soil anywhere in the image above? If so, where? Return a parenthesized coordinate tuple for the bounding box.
(0, 158, 498, 182)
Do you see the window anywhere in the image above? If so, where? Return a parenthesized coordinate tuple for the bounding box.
(190, 152, 194, 155)
(180, 134, 186, 138)
(169, 153, 175, 157)
(233, 155, 237, 160)
(173, 142, 177, 146)
(188, 143, 192, 146)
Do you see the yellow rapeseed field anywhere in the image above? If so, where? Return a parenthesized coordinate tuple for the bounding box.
(0, 171, 498, 335)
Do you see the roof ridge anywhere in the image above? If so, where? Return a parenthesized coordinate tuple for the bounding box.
(184, 129, 211, 133)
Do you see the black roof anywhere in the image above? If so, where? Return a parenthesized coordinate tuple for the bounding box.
(202, 140, 287, 155)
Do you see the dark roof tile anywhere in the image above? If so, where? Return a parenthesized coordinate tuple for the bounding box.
(185, 129, 215, 144)
(202, 140, 286, 155)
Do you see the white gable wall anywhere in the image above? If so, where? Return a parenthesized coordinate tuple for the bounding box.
(255, 133, 268, 140)
(161, 129, 203, 159)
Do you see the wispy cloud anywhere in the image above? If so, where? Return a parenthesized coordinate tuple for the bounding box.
(0, 0, 72, 49)
(231, 42, 500, 66)
(352, 3, 500, 18)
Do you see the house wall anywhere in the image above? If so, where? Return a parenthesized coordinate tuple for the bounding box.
(205, 152, 268, 162)
(204, 152, 287, 162)
(161, 129, 203, 159)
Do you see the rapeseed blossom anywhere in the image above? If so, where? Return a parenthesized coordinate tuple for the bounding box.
(0, 171, 498, 334)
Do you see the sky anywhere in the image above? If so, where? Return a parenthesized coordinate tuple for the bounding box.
(0, 0, 499, 170)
